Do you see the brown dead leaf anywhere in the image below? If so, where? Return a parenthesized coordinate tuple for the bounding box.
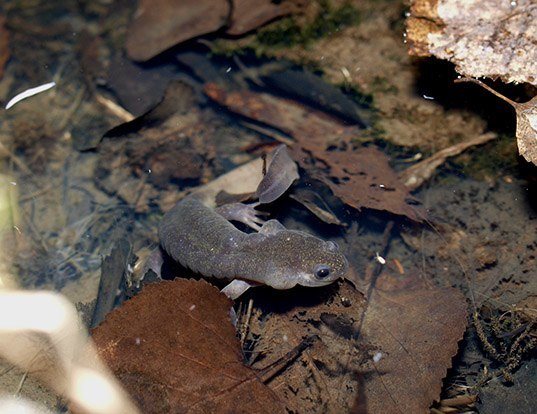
(126, 0, 230, 61)
(205, 83, 423, 221)
(315, 147, 424, 221)
(455, 78, 537, 165)
(204, 82, 359, 147)
(406, 0, 537, 85)
(362, 274, 468, 413)
(92, 279, 284, 414)
(0, 15, 9, 79)
(227, 0, 299, 36)
(247, 274, 467, 412)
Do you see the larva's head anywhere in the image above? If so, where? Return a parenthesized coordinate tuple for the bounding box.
(242, 226, 348, 290)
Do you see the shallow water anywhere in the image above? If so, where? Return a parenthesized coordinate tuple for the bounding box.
(0, 0, 535, 413)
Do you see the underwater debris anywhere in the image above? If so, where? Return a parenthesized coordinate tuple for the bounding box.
(125, 0, 302, 61)
(126, 0, 229, 61)
(455, 78, 537, 165)
(91, 239, 135, 327)
(92, 279, 285, 413)
(5, 82, 56, 110)
(400, 132, 497, 190)
(227, 0, 300, 36)
(205, 83, 423, 221)
(261, 67, 370, 127)
(244, 275, 467, 412)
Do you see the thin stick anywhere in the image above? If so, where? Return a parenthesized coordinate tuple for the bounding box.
(339, 220, 395, 409)
(240, 121, 294, 146)
(15, 371, 28, 395)
(454, 78, 518, 108)
(0, 141, 33, 175)
(240, 298, 254, 346)
(94, 93, 135, 122)
(19, 184, 53, 203)
(257, 335, 317, 383)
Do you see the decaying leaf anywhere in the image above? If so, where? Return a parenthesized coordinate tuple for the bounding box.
(406, 0, 537, 85)
(125, 0, 303, 61)
(204, 82, 359, 144)
(255, 144, 299, 204)
(455, 78, 537, 165)
(261, 67, 370, 127)
(362, 274, 468, 413)
(92, 279, 284, 414)
(227, 0, 299, 36)
(247, 274, 467, 412)
(126, 0, 230, 61)
(0, 15, 8, 80)
(106, 54, 181, 116)
(314, 147, 424, 222)
(91, 239, 134, 327)
(204, 83, 423, 221)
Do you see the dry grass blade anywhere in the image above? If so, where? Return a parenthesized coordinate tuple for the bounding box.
(400, 132, 497, 190)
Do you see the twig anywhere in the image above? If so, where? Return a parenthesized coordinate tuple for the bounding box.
(15, 371, 28, 395)
(0, 141, 33, 175)
(19, 184, 53, 203)
(94, 93, 135, 122)
(439, 394, 477, 407)
(57, 87, 85, 131)
(240, 121, 294, 146)
(257, 335, 318, 383)
(454, 78, 518, 108)
(400, 132, 497, 190)
(240, 298, 254, 347)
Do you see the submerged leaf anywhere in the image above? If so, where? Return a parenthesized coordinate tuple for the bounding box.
(92, 279, 284, 413)
(126, 0, 229, 61)
(247, 275, 467, 412)
(227, 0, 297, 36)
(205, 83, 423, 221)
(455, 78, 537, 165)
(256, 144, 299, 204)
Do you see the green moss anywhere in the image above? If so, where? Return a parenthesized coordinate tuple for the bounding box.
(339, 83, 373, 107)
(370, 76, 399, 94)
(259, 1, 360, 48)
(214, 1, 361, 57)
(457, 133, 519, 179)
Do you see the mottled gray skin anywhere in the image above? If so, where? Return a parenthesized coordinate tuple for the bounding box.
(158, 197, 348, 289)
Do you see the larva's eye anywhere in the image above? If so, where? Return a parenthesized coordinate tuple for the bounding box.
(313, 264, 331, 279)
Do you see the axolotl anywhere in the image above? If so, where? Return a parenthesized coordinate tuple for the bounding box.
(157, 146, 349, 299)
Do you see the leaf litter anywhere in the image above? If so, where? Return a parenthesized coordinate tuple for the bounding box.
(3, 1, 534, 412)
(92, 125, 467, 412)
(455, 77, 537, 166)
(126, 0, 304, 61)
(241, 273, 466, 412)
(90, 57, 471, 411)
(204, 82, 425, 221)
(92, 279, 285, 413)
